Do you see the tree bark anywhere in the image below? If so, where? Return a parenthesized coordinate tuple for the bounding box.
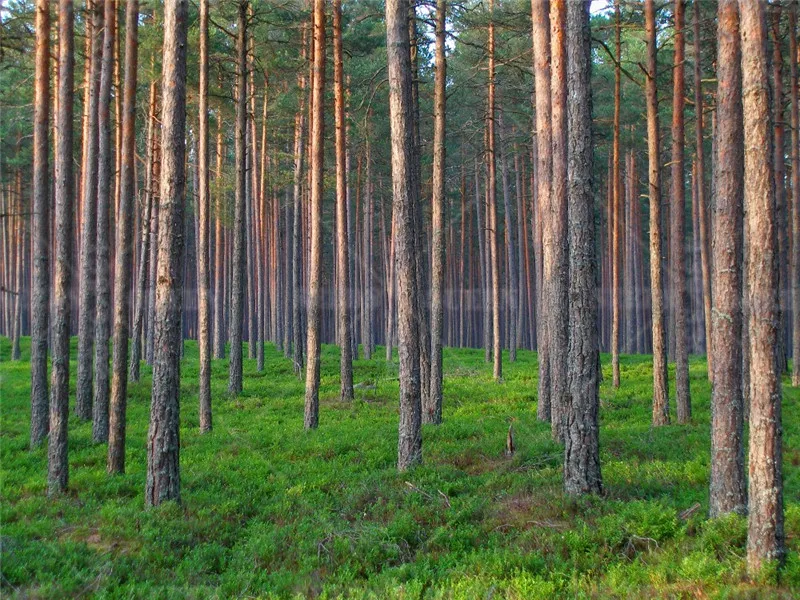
(333, 0, 354, 403)
(739, 0, 785, 574)
(645, 0, 669, 426)
(671, 0, 691, 423)
(488, 0, 502, 383)
(76, 1, 104, 421)
(107, 0, 139, 466)
(611, 0, 622, 387)
(790, 2, 800, 387)
(228, 1, 247, 396)
(386, 0, 422, 471)
(48, 0, 75, 496)
(214, 120, 225, 359)
(564, 0, 602, 496)
(531, 0, 552, 423)
(30, 0, 50, 448)
(304, 0, 325, 430)
(145, 0, 189, 507)
(197, 0, 212, 431)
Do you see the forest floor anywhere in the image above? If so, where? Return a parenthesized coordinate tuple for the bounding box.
(1, 337, 798, 599)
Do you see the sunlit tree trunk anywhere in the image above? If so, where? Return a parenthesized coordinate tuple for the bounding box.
(146, 0, 189, 507)
(611, 0, 622, 387)
(488, 0, 502, 383)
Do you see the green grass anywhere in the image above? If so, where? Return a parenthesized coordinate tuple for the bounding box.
(1, 336, 798, 598)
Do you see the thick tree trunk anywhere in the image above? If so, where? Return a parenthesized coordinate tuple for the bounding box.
(427, 0, 447, 424)
(30, 0, 50, 448)
(197, 0, 212, 431)
(333, 0, 354, 402)
(107, 0, 139, 466)
(564, 0, 602, 496)
(145, 0, 189, 507)
(48, 0, 75, 496)
(739, 0, 785, 574)
(386, 0, 422, 471)
(488, 0, 502, 383)
(304, 0, 325, 430)
(531, 0, 552, 423)
(92, 0, 116, 441)
(671, 0, 691, 423)
(228, 1, 247, 396)
(76, 1, 104, 421)
(709, 0, 746, 518)
(645, 0, 669, 426)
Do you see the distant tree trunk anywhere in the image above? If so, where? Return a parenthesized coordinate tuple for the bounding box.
(531, 0, 552, 423)
(214, 121, 225, 359)
(770, 4, 788, 372)
(790, 2, 800, 387)
(501, 122, 518, 364)
(671, 0, 691, 423)
(197, 0, 212, 431)
(11, 210, 22, 361)
(92, 0, 116, 440)
(228, 1, 247, 396)
(476, 159, 490, 363)
(76, 1, 104, 421)
(548, 0, 569, 441)
(30, 0, 50, 448)
(106, 0, 139, 466)
(145, 141, 161, 366)
(739, 0, 785, 574)
(611, 0, 622, 388)
(304, 0, 325, 430)
(564, 0, 602, 496)
(145, 0, 189, 507)
(645, 0, 669, 426)
(333, 0, 354, 402)
(427, 0, 446, 423)
(48, 0, 75, 496)
(362, 135, 374, 359)
(488, 0, 502, 383)
(694, 0, 712, 375)
(291, 32, 307, 374)
(130, 77, 157, 382)
(386, 0, 422, 471)
(709, 0, 746, 518)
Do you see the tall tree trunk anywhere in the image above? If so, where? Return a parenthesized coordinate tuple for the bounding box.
(129, 77, 157, 382)
(790, 2, 800, 387)
(671, 0, 691, 423)
(694, 0, 712, 375)
(304, 0, 325, 430)
(739, 0, 785, 574)
(228, 1, 247, 396)
(48, 0, 75, 496)
(501, 122, 518, 363)
(386, 0, 422, 471)
(92, 0, 116, 441)
(333, 0, 354, 402)
(197, 0, 212, 431)
(427, 0, 447, 424)
(548, 0, 569, 441)
(214, 121, 225, 359)
(611, 0, 622, 387)
(645, 0, 669, 425)
(145, 0, 188, 507)
(488, 0, 502, 383)
(30, 0, 50, 448)
(709, 0, 746, 518)
(76, 1, 104, 421)
(564, 0, 602, 496)
(145, 141, 161, 365)
(531, 0, 552, 423)
(107, 0, 139, 466)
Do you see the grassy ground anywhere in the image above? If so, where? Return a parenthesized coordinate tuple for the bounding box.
(0, 336, 798, 599)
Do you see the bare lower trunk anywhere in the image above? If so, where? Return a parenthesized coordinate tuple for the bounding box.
(213, 122, 225, 359)
(739, 0, 785, 574)
(107, 0, 139, 467)
(48, 0, 75, 496)
(146, 0, 189, 507)
(611, 0, 622, 388)
(488, 0, 502, 383)
(304, 0, 325, 430)
(645, 0, 669, 426)
(386, 0, 422, 471)
(790, 4, 800, 387)
(564, 0, 601, 495)
(30, 0, 50, 447)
